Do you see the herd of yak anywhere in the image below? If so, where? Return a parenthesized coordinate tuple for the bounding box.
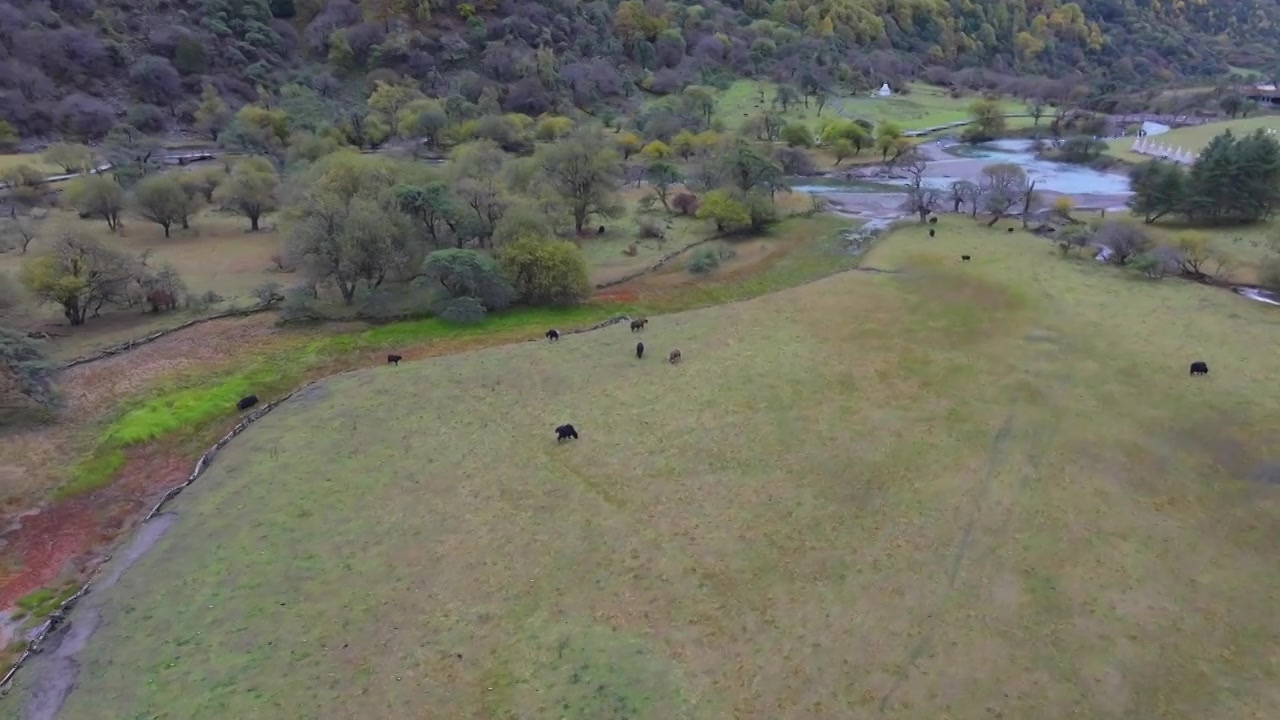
(233, 316, 682, 444)
(232, 310, 1207, 441)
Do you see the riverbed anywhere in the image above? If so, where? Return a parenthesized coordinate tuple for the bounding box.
(796, 126, 1278, 310)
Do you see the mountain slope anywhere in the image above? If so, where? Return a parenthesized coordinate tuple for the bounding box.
(0, 0, 1275, 142)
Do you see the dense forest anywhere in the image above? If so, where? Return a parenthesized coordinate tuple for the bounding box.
(0, 0, 1277, 143)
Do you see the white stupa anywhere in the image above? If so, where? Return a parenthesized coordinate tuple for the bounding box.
(877, 83, 892, 97)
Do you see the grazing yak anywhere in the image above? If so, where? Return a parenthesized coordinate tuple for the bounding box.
(636, 341, 645, 359)
(961, 255, 971, 262)
(928, 229, 936, 237)
(1189, 361, 1209, 376)
(928, 217, 938, 225)
(668, 349, 682, 364)
(556, 424, 579, 441)
(237, 395, 259, 411)
(630, 318, 648, 332)
(387, 354, 402, 365)
(546, 328, 560, 341)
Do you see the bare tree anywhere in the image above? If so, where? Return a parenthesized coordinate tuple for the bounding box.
(897, 151, 942, 223)
(979, 163, 1030, 226)
(948, 180, 980, 216)
(1020, 180, 1038, 229)
(0, 217, 38, 254)
(1094, 221, 1152, 265)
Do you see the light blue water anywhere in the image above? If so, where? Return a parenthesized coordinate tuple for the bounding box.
(925, 140, 1132, 195)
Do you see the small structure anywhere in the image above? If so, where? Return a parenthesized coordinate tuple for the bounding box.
(876, 83, 892, 97)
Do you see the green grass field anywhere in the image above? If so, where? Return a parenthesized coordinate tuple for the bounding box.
(711, 80, 1036, 133)
(1107, 116, 1280, 163)
(0, 153, 57, 174)
(17, 218, 1280, 719)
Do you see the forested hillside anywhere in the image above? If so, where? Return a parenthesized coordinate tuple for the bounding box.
(0, 0, 1277, 143)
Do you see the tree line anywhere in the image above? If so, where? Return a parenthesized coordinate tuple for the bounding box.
(1128, 129, 1280, 226)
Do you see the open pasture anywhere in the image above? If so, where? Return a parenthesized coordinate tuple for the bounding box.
(0, 208, 279, 354)
(710, 81, 1034, 134)
(12, 219, 1280, 719)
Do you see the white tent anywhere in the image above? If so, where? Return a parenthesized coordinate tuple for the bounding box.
(877, 83, 892, 97)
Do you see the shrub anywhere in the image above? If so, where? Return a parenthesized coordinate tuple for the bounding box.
(672, 192, 699, 216)
(688, 246, 721, 274)
(278, 286, 322, 323)
(697, 189, 751, 233)
(0, 326, 57, 423)
(126, 104, 166, 133)
(1095, 221, 1153, 265)
(252, 281, 284, 306)
(1052, 196, 1074, 218)
(1056, 224, 1091, 255)
(55, 94, 116, 140)
(173, 37, 209, 74)
(773, 147, 816, 175)
(637, 218, 665, 238)
(780, 122, 813, 148)
(497, 237, 591, 306)
(438, 295, 487, 323)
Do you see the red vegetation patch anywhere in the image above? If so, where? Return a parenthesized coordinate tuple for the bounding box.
(593, 289, 638, 303)
(0, 446, 189, 610)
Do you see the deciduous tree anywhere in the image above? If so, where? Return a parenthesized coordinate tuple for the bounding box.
(368, 80, 422, 136)
(42, 143, 95, 173)
(213, 157, 279, 231)
(537, 128, 623, 233)
(646, 160, 682, 212)
(133, 174, 198, 237)
(193, 84, 230, 141)
(395, 181, 458, 246)
(19, 234, 140, 325)
(421, 249, 514, 313)
(965, 99, 1007, 142)
(66, 175, 125, 232)
(696, 189, 750, 233)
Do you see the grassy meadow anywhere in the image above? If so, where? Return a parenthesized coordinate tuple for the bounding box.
(1107, 115, 1280, 163)
(695, 81, 1035, 134)
(19, 219, 1280, 719)
(0, 208, 280, 357)
(0, 153, 57, 174)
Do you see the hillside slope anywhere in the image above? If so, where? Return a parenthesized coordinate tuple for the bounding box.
(0, 0, 1276, 143)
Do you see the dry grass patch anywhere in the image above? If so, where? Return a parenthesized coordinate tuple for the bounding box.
(15, 216, 1280, 720)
